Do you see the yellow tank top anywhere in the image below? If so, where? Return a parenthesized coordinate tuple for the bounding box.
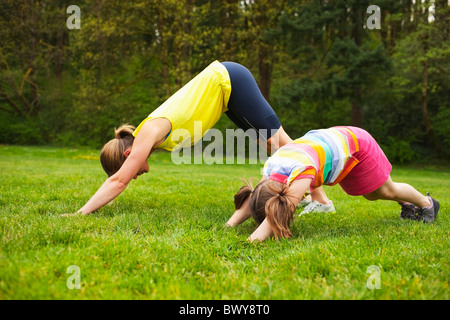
(133, 60, 231, 151)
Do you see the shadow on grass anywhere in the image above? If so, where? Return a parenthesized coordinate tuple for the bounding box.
(229, 209, 432, 244)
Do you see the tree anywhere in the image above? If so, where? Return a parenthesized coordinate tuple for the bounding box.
(390, 0, 450, 157)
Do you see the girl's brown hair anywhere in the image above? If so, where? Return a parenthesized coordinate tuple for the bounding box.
(234, 179, 296, 240)
(100, 124, 135, 177)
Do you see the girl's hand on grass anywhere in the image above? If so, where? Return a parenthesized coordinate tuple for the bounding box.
(248, 218, 273, 242)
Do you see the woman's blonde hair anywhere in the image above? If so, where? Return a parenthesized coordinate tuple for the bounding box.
(234, 179, 296, 240)
(100, 124, 135, 177)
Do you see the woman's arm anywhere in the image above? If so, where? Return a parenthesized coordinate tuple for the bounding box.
(75, 147, 150, 215)
(69, 118, 171, 216)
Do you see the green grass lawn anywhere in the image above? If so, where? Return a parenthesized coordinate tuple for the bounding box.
(0, 145, 448, 300)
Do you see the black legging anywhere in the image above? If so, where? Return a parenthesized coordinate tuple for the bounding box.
(221, 62, 281, 140)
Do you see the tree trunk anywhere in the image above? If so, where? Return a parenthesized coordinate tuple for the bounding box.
(421, 60, 441, 152)
(54, 27, 66, 80)
(181, 0, 193, 82)
(157, 11, 171, 97)
(258, 43, 273, 101)
(351, 6, 363, 127)
(351, 86, 363, 127)
(421, 60, 430, 134)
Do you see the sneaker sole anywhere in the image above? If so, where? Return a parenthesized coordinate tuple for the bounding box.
(432, 198, 440, 221)
(299, 209, 336, 216)
(421, 195, 440, 223)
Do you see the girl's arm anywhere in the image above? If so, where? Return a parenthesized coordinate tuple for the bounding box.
(248, 218, 273, 242)
(248, 178, 312, 242)
(225, 196, 251, 226)
(70, 119, 171, 216)
(285, 178, 312, 207)
(226, 177, 268, 227)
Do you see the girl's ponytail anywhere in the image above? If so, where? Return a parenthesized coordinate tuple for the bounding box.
(265, 183, 296, 240)
(234, 179, 254, 210)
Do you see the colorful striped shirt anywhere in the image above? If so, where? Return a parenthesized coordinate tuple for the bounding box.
(263, 126, 360, 190)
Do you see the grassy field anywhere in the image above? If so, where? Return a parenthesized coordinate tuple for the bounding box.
(0, 145, 448, 300)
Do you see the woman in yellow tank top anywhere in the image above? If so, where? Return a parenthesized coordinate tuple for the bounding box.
(68, 61, 331, 216)
(132, 60, 232, 152)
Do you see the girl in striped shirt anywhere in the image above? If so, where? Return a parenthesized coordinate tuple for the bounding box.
(226, 126, 440, 242)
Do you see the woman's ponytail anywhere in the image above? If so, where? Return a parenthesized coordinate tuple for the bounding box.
(100, 124, 136, 177)
(265, 183, 296, 240)
(114, 124, 135, 140)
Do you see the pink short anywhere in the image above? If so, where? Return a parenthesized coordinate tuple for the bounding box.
(339, 127, 392, 196)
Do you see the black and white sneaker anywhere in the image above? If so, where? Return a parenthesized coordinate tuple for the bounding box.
(399, 202, 418, 220)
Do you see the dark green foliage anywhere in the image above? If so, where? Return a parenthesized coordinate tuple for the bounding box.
(0, 1, 448, 163)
